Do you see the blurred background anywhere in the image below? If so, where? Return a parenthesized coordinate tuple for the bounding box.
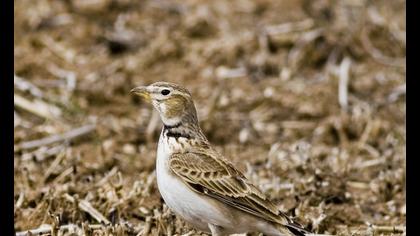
(14, 0, 405, 235)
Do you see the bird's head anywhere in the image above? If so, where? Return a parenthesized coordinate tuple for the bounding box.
(131, 82, 198, 126)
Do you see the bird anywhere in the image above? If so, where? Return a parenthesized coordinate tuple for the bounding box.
(131, 82, 311, 236)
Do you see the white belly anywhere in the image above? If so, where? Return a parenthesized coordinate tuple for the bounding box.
(155, 134, 282, 235)
(156, 135, 232, 231)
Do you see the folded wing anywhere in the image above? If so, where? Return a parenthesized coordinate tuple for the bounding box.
(169, 149, 303, 229)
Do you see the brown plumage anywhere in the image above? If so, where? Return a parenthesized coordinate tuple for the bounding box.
(131, 82, 311, 236)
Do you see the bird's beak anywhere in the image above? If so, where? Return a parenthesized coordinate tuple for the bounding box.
(130, 86, 152, 103)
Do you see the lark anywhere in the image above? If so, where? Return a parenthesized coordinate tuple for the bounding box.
(131, 82, 311, 236)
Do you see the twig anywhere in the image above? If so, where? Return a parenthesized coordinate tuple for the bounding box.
(361, 27, 405, 68)
(359, 143, 381, 159)
(14, 111, 31, 128)
(339, 224, 406, 235)
(40, 35, 76, 64)
(137, 216, 152, 236)
(388, 84, 406, 103)
(16, 224, 103, 236)
(357, 119, 373, 147)
(15, 191, 25, 209)
(16, 224, 56, 236)
(14, 74, 44, 98)
(265, 19, 314, 35)
(16, 124, 96, 151)
(371, 225, 405, 233)
(79, 201, 110, 224)
(52, 166, 74, 183)
(367, 6, 406, 45)
(142, 171, 156, 196)
(287, 28, 324, 70)
(95, 166, 119, 187)
(21, 144, 66, 162)
(346, 181, 370, 189)
(354, 158, 385, 169)
(42, 151, 66, 183)
(47, 63, 77, 89)
(338, 57, 352, 111)
(280, 121, 317, 130)
(333, 118, 349, 147)
(14, 111, 20, 128)
(14, 94, 62, 120)
(64, 194, 111, 224)
(215, 66, 247, 79)
(181, 231, 195, 236)
(311, 213, 327, 233)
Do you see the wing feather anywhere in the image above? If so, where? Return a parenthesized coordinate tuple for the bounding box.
(169, 150, 291, 225)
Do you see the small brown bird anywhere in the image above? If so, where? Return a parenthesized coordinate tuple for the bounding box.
(131, 82, 311, 236)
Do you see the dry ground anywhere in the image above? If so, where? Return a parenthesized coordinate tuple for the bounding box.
(14, 0, 405, 235)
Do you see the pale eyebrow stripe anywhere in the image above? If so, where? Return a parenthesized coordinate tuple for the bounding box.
(150, 85, 191, 97)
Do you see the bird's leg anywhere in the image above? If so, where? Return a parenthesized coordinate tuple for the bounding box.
(208, 224, 226, 236)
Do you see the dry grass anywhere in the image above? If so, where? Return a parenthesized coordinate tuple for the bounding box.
(14, 0, 405, 235)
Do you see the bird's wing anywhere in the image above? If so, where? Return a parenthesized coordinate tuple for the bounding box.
(169, 149, 307, 233)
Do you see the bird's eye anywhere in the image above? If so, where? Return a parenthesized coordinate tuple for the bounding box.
(161, 89, 170, 95)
